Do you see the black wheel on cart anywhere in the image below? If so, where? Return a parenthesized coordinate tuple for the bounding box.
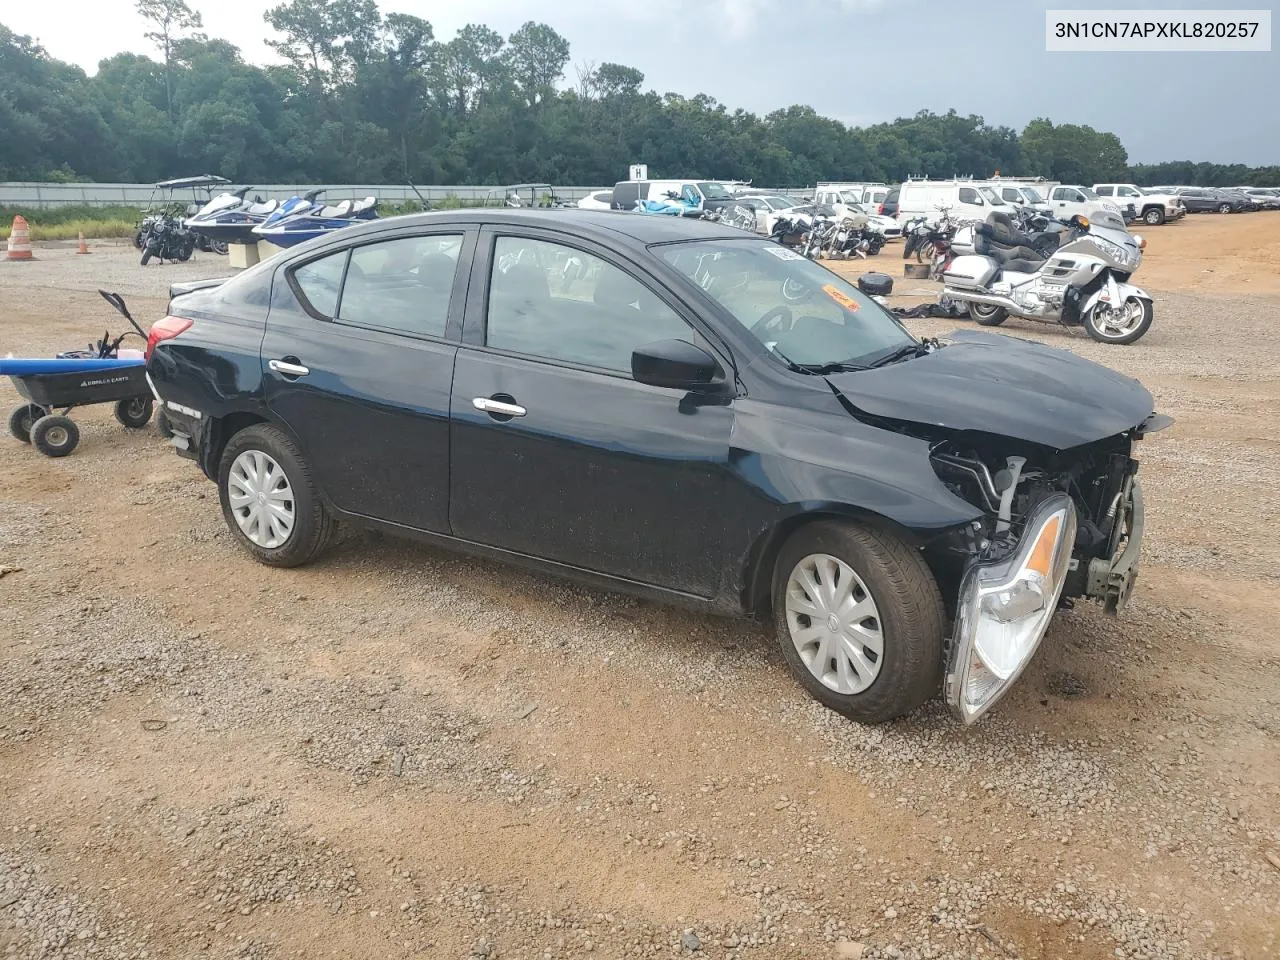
(8, 404, 45, 444)
(30, 415, 80, 457)
(115, 396, 154, 429)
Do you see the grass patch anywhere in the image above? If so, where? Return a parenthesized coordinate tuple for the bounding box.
(0, 205, 142, 241)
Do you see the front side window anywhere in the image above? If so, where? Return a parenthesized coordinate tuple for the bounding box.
(958, 187, 980, 204)
(1022, 187, 1045, 203)
(337, 235, 462, 338)
(660, 239, 914, 369)
(486, 237, 694, 373)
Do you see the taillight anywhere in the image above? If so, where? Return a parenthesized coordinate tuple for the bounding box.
(146, 315, 193, 360)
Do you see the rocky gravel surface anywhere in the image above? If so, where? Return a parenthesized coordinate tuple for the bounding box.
(3, 224, 1279, 959)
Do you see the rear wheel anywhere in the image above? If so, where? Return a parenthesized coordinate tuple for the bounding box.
(30, 415, 80, 457)
(210, 239, 229, 255)
(1084, 296, 1153, 345)
(8, 404, 44, 443)
(1143, 207, 1165, 225)
(971, 303, 1008, 326)
(217, 424, 338, 567)
(772, 520, 946, 724)
(114, 396, 153, 429)
(1217, 203, 1232, 214)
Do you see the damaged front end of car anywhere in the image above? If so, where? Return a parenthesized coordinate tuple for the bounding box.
(920, 412, 1171, 722)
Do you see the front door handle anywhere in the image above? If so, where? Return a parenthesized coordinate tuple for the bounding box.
(472, 397, 527, 418)
(269, 358, 310, 378)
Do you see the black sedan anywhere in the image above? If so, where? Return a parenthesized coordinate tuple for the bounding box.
(145, 211, 1167, 725)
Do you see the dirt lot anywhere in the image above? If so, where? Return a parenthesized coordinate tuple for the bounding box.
(2, 215, 1278, 960)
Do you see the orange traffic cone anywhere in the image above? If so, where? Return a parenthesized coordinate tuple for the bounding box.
(6, 215, 34, 261)
(76, 231, 90, 255)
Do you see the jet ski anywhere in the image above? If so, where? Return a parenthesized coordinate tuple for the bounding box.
(252, 197, 378, 248)
(186, 188, 322, 245)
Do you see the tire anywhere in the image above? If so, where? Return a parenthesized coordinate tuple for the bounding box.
(217, 423, 338, 568)
(1083, 296, 1153, 345)
(916, 240, 936, 264)
(30, 415, 80, 457)
(772, 520, 946, 724)
(1143, 207, 1165, 226)
(140, 248, 153, 266)
(155, 408, 174, 439)
(133, 230, 145, 249)
(210, 239, 229, 256)
(1218, 203, 1232, 214)
(8, 404, 44, 444)
(971, 303, 1008, 326)
(114, 396, 153, 429)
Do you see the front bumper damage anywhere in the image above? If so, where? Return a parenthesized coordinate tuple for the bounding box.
(944, 479, 1144, 723)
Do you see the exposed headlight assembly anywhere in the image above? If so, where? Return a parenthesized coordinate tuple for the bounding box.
(946, 494, 1077, 724)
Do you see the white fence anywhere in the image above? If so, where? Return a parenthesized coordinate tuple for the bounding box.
(0, 182, 612, 208)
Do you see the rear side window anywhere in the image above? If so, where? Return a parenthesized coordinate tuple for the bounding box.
(337, 235, 462, 338)
(292, 251, 347, 318)
(485, 236, 693, 373)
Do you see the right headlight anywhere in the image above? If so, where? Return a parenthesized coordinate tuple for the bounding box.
(946, 495, 1077, 724)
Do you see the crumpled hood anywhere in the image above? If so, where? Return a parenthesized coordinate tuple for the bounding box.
(825, 329, 1156, 450)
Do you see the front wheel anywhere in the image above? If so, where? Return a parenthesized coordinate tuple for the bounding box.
(1084, 296, 1153, 345)
(1218, 203, 1232, 214)
(140, 247, 153, 266)
(217, 423, 338, 567)
(30, 415, 80, 457)
(971, 303, 1008, 326)
(772, 521, 946, 724)
(1143, 208, 1165, 226)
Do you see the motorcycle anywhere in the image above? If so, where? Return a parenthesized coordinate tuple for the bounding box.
(139, 212, 196, 265)
(902, 207, 965, 280)
(942, 210, 1153, 344)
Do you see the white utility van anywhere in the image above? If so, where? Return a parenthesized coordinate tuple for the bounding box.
(894, 179, 1017, 223)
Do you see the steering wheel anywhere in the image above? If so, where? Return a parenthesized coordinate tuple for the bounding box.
(752, 305, 794, 338)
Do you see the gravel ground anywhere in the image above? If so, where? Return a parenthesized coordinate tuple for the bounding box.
(2, 218, 1279, 960)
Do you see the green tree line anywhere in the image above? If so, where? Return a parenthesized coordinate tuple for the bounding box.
(2, 1, 1277, 188)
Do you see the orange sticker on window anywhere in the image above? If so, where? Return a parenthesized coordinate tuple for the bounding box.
(822, 283, 859, 311)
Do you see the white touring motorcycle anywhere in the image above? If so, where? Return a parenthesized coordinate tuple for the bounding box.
(942, 210, 1154, 344)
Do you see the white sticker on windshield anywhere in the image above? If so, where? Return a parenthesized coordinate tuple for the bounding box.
(764, 245, 804, 261)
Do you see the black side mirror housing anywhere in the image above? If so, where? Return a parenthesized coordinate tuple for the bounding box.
(632, 339, 722, 391)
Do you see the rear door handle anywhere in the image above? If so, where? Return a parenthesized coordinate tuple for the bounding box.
(472, 397, 527, 418)
(269, 358, 310, 378)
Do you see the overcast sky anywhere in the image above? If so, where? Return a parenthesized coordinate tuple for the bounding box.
(6, 0, 1277, 164)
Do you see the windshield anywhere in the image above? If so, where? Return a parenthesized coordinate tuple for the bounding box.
(979, 186, 1003, 204)
(1021, 187, 1045, 203)
(838, 191, 862, 205)
(698, 182, 732, 200)
(658, 239, 915, 368)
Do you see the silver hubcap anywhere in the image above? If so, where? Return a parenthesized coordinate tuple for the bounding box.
(1092, 298, 1146, 338)
(228, 450, 296, 548)
(45, 426, 68, 446)
(785, 553, 885, 695)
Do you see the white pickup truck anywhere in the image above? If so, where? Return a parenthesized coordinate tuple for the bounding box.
(1048, 185, 1124, 223)
(1092, 184, 1186, 226)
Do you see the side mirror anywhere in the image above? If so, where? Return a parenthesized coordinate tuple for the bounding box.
(632, 339, 722, 390)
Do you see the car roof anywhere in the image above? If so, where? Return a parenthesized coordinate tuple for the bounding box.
(300, 209, 749, 248)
